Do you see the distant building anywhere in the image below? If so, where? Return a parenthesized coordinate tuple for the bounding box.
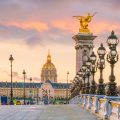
(0, 51, 71, 102)
(0, 81, 70, 100)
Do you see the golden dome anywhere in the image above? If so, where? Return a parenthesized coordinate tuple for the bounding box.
(42, 62, 56, 70)
(41, 50, 57, 83)
(42, 51, 56, 70)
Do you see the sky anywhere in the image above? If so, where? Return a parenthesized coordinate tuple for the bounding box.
(0, 0, 120, 84)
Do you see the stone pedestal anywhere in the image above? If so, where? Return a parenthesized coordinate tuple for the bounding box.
(73, 33, 97, 73)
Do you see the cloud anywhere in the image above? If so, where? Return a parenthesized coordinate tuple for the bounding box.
(0, 68, 21, 79)
(0, 68, 22, 81)
(32, 77, 40, 82)
(0, 24, 44, 46)
(0, 68, 40, 82)
(12, 71, 19, 78)
(51, 19, 74, 32)
(3, 21, 49, 32)
(0, 0, 120, 22)
(0, 24, 37, 39)
(25, 34, 46, 47)
(0, 22, 73, 47)
(0, 0, 119, 48)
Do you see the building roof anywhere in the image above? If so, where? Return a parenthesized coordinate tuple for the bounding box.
(0, 81, 71, 89)
(0, 82, 42, 88)
(51, 83, 70, 89)
(42, 80, 70, 89)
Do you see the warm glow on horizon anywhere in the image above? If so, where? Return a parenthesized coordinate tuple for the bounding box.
(0, 0, 119, 85)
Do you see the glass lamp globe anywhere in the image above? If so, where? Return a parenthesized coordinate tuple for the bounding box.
(97, 43, 106, 57)
(78, 69, 83, 76)
(76, 74, 79, 78)
(100, 58, 105, 64)
(91, 64, 95, 70)
(86, 58, 91, 67)
(110, 49, 117, 57)
(9, 54, 14, 63)
(86, 67, 90, 73)
(90, 51, 97, 63)
(107, 31, 119, 48)
(82, 63, 87, 72)
(79, 76, 82, 80)
(74, 77, 78, 81)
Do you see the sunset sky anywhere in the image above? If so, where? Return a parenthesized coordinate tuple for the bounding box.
(0, 0, 120, 84)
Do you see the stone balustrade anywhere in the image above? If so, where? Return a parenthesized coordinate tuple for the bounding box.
(69, 94, 120, 120)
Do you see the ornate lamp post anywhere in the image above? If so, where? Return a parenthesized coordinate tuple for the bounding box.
(77, 69, 83, 94)
(106, 31, 119, 96)
(66, 71, 69, 104)
(74, 76, 79, 95)
(29, 77, 32, 104)
(81, 63, 87, 94)
(70, 80, 76, 98)
(96, 43, 106, 95)
(73, 76, 78, 96)
(85, 58, 91, 94)
(9, 54, 14, 105)
(70, 82, 73, 98)
(89, 51, 97, 94)
(37, 87, 39, 105)
(23, 70, 26, 105)
(30, 77, 32, 87)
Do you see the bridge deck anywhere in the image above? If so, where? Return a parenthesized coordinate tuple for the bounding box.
(0, 105, 99, 120)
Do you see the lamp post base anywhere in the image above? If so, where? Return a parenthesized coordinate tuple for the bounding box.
(9, 100, 14, 105)
(96, 83, 105, 95)
(105, 82, 118, 96)
(81, 87, 85, 94)
(85, 85, 90, 94)
(90, 80, 96, 94)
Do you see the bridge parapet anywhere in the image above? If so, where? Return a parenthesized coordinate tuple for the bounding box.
(69, 94, 120, 120)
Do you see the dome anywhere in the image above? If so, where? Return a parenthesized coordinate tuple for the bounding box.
(42, 62, 56, 70)
(41, 51, 57, 83)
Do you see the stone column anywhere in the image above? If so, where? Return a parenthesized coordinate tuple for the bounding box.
(73, 33, 97, 73)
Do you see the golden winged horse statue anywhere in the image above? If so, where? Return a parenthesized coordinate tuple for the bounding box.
(73, 12, 97, 33)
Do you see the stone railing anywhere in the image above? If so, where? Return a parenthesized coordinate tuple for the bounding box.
(69, 94, 120, 120)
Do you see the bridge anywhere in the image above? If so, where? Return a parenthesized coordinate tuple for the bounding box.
(69, 30, 120, 120)
(0, 96, 119, 120)
(0, 104, 99, 120)
(69, 95, 120, 120)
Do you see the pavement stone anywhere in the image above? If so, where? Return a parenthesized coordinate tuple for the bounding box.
(0, 105, 99, 120)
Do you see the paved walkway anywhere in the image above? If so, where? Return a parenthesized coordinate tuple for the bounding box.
(0, 105, 99, 120)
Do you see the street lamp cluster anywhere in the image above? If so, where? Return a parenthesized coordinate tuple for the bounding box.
(70, 31, 119, 98)
(9, 55, 34, 105)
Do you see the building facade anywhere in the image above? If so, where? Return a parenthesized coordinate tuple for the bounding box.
(0, 52, 70, 102)
(0, 81, 70, 100)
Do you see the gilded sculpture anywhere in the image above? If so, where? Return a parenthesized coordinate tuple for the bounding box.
(73, 13, 96, 33)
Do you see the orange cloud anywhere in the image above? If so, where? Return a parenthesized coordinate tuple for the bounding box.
(51, 19, 75, 33)
(22, 21, 49, 31)
(1, 19, 119, 36)
(91, 20, 119, 34)
(51, 19, 120, 35)
(3, 21, 49, 31)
